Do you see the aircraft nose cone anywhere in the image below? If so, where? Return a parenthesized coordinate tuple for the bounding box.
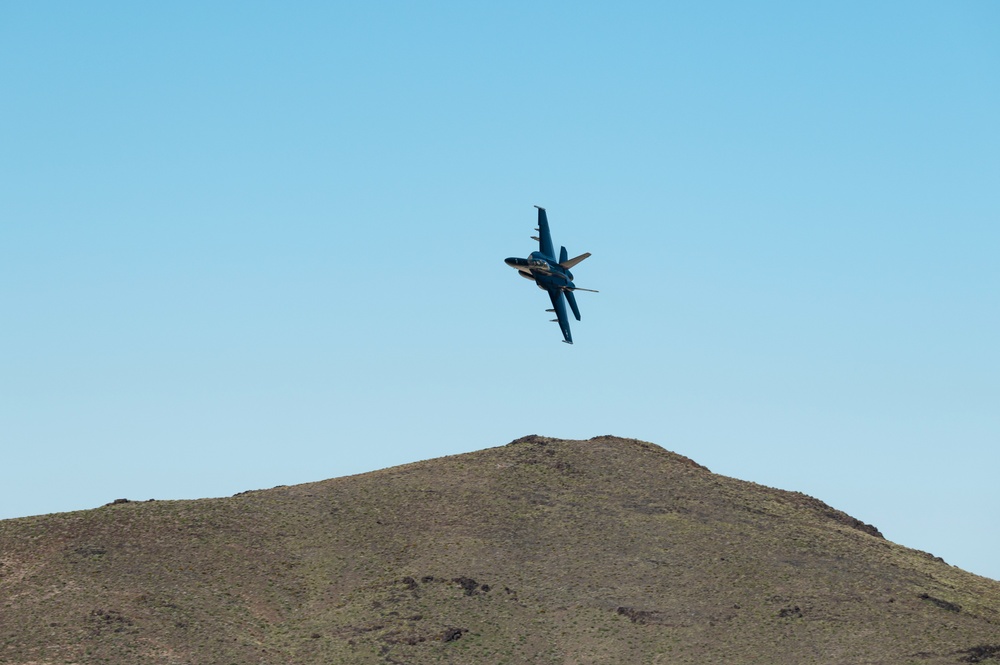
(505, 257, 528, 268)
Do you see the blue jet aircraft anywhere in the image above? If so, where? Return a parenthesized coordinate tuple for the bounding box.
(505, 206, 596, 344)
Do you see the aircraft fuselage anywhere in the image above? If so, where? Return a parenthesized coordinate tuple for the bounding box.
(504, 252, 575, 290)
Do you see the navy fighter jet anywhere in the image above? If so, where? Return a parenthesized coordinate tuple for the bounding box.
(505, 206, 596, 344)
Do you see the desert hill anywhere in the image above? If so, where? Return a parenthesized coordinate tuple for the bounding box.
(2, 435, 999, 664)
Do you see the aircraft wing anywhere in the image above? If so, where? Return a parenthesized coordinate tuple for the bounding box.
(547, 287, 573, 344)
(535, 205, 556, 259)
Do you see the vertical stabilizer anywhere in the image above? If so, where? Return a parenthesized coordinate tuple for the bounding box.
(559, 252, 591, 270)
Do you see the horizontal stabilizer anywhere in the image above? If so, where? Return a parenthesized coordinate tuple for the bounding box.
(565, 289, 581, 321)
(559, 252, 591, 270)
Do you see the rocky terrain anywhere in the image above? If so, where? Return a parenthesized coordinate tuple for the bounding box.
(2, 435, 999, 664)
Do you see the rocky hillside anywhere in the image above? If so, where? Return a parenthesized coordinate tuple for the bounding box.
(2, 435, 999, 664)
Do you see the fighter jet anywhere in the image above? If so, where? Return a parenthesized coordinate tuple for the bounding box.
(505, 205, 596, 344)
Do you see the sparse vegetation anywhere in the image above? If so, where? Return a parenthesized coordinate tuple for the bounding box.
(2, 435, 999, 664)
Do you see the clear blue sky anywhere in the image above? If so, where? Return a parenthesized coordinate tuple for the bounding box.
(2, 2, 998, 580)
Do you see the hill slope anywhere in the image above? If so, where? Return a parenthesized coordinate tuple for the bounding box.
(2, 435, 999, 664)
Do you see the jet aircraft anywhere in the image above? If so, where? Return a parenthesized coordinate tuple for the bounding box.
(505, 206, 596, 344)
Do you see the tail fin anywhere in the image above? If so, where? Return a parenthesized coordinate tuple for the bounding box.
(559, 252, 591, 270)
(559, 246, 569, 264)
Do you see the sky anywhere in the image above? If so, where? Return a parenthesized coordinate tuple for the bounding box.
(2, 2, 998, 580)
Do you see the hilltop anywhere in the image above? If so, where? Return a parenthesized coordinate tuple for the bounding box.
(2, 435, 999, 664)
